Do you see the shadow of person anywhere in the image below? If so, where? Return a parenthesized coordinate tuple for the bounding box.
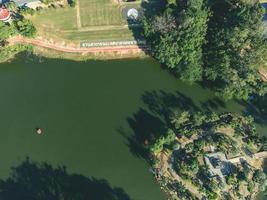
(0, 158, 131, 200)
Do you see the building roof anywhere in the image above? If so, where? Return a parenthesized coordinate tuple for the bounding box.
(204, 152, 232, 183)
(0, 0, 40, 6)
(14, 0, 40, 6)
(0, 7, 10, 21)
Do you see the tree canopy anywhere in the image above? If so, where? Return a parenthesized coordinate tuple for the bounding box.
(0, 22, 16, 42)
(204, 0, 267, 99)
(14, 19, 36, 38)
(142, 0, 267, 99)
(143, 0, 210, 82)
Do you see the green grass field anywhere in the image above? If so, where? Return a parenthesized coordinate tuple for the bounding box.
(79, 0, 126, 27)
(63, 28, 138, 41)
(29, 0, 142, 44)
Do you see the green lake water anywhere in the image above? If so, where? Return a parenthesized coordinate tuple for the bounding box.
(0, 55, 266, 200)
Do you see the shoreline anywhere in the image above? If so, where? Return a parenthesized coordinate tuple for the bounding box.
(32, 45, 148, 62)
(4, 36, 267, 83)
(7, 36, 149, 61)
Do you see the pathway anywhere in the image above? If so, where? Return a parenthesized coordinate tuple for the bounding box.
(259, 67, 267, 82)
(76, 0, 82, 28)
(8, 36, 146, 54)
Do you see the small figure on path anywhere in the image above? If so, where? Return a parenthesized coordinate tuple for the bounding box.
(36, 128, 42, 135)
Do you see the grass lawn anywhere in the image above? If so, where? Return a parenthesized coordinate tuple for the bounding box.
(29, 0, 142, 44)
(63, 28, 139, 41)
(79, 0, 126, 27)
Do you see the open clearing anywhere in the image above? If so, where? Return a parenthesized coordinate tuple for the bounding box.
(79, 0, 126, 27)
(29, 0, 141, 44)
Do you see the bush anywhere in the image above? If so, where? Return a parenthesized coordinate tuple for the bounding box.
(14, 19, 37, 38)
(67, 0, 76, 7)
(0, 22, 16, 41)
(0, 44, 32, 63)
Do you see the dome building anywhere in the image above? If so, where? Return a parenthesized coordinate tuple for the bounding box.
(0, 6, 11, 22)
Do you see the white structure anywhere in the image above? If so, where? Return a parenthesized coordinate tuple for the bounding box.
(127, 8, 139, 20)
(1, 0, 41, 7)
(204, 152, 232, 183)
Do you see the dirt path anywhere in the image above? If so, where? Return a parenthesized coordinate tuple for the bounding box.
(76, 0, 82, 28)
(259, 67, 267, 82)
(8, 36, 146, 54)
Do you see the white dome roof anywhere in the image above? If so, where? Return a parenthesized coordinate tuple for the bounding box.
(127, 8, 138, 20)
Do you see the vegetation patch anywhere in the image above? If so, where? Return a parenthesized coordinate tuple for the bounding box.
(142, 0, 267, 100)
(0, 3, 36, 62)
(29, 0, 143, 43)
(149, 112, 267, 200)
(79, 0, 126, 27)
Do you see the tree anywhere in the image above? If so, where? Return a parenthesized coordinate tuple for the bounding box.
(171, 111, 190, 128)
(150, 129, 176, 154)
(226, 174, 235, 185)
(203, 0, 267, 100)
(253, 169, 266, 183)
(6, 1, 18, 12)
(14, 19, 36, 38)
(185, 143, 194, 152)
(0, 22, 16, 41)
(143, 0, 210, 82)
(142, 0, 267, 99)
(194, 139, 205, 151)
(67, 0, 76, 7)
(192, 112, 207, 126)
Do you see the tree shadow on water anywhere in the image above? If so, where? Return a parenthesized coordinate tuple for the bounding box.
(118, 108, 166, 160)
(120, 90, 227, 161)
(119, 90, 199, 161)
(199, 97, 226, 112)
(0, 158, 131, 200)
(236, 96, 267, 125)
(141, 90, 201, 120)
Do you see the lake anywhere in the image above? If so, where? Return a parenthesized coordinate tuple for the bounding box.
(0, 54, 265, 200)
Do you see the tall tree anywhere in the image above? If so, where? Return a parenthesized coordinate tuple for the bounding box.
(143, 0, 210, 82)
(0, 22, 16, 42)
(203, 0, 267, 99)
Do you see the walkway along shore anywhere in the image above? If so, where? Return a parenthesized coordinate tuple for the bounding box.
(6, 36, 267, 82)
(7, 36, 148, 54)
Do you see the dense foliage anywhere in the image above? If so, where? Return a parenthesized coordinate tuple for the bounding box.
(143, 0, 209, 82)
(0, 3, 37, 62)
(0, 22, 16, 42)
(204, 0, 267, 99)
(67, 0, 76, 7)
(14, 19, 36, 38)
(0, 44, 32, 63)
(150, 111, 267, 199)
(142, 0, 267, 99)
